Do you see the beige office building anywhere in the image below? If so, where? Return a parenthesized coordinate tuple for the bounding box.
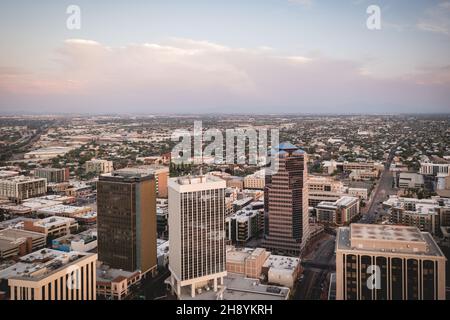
(243, 170, 266, 190)
(0, 176, 47, 201)
(0, 249, 97, 300)
(316, 196, 360, 226)
(85, 159, 113, 174)
(168, 175, 227, 298)
(308, 175, 346, 207)
(336, 224, 446, 300)
(23, 216, 78, 238)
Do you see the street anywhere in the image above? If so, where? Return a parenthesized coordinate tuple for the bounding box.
(295, 234, 336, 300)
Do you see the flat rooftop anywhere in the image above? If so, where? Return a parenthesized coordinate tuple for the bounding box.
(38, 204, 91, 215)
(53, 229, 97, 245)
(337, 224, 446, 257)
(96, 265, 139, 283)
(263, 255, 300, 272)
(0, 217, 28, 230)
(180, 273, 289, 300)
(173, 175, 224, 185)
(0, 175, 45, 183)
(226, 246, 266, 264)
(0, 249, 95, 281)
(32, 216, 76, 229)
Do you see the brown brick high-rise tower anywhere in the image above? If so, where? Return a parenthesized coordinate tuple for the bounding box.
(262, 142, 309, 256)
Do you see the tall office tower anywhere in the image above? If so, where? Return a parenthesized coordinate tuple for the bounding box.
(168, 175, 227, 298)
(97, 171, 157, 276)
(336, 224, 447, 300)
(262, 142, 309, 256)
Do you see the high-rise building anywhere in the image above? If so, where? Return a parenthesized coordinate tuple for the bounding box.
(34, 167, 70, 183)
(168, 175, 227, 298)
(262, 142, 309, 256)
(97, 171, 157, 276)
(115, 165, 169, 198)
(336, 224, 446, 300)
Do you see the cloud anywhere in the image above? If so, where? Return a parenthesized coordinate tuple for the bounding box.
(417, 2, 450, 35)
(0, 38, 449, 114)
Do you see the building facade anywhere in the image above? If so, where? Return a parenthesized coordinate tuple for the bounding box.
(316, 196, 360, 226)
(308, 175, 346, 207)
(336, 224, 446, 300)
(34, 167, 70, 183)
(263, 142, 309, 256)
(0, 176, 47, 202)
(85, 159, 113, 174)
(97, 171, 157, 276)
(168, 175, 227, 298)
(0, 249, 97, 300)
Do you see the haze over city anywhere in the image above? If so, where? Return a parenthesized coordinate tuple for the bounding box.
(1, 0, 450, 114)
(0, 0, 450, 310)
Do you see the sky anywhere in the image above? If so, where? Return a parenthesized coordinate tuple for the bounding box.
(0, 0, 450, 114)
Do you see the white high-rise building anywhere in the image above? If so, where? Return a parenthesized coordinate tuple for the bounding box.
(168, 175, 227, 298)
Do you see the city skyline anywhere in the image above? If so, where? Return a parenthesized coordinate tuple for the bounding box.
(1, 0, 450, 114)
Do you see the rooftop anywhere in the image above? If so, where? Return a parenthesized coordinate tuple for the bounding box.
(0, 175, 46, 183)
(38, 204, 91, 215)
(96, 264, 140, 283)
(0, 249, 95, 281)
(174, 174, 224, 185)
(180, 273, 289, 300)
(263, 255, 300, 273)
(53, 229, 97, 246)
(31, 216, 76, 229)
(337, 224, 446, 258)
(226, 246, 267, 264)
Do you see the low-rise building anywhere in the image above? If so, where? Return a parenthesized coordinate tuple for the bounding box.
(308, 176, 346, 207)
(316, 196, 360, 225)
(262, 255, 301, 289)
(0, 249, 97, 300)
(23, 216, 78, 239)
(96, 262, 142, 300)
(383, 196, 450, 236)
(225, 209, 261, 244)
(52, 229, 97, 253)
(243, 169, 266, 190)
(349, 169, 379, 181)
(226, 246, 269, 279)
(179, 273, 290, 300)
(24, 146, 74, 160)
(0, 229, 46, 259)
(397, 172, 424, 189)
(348, 187, 368, 200)
(232, 197, 253, 212)
(37, 204, 92, 218)
(85, 159, 113, 174)
(0, 176, 47, 202)
(420, 156, 450, 176)
(34, 167, 70, 183)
